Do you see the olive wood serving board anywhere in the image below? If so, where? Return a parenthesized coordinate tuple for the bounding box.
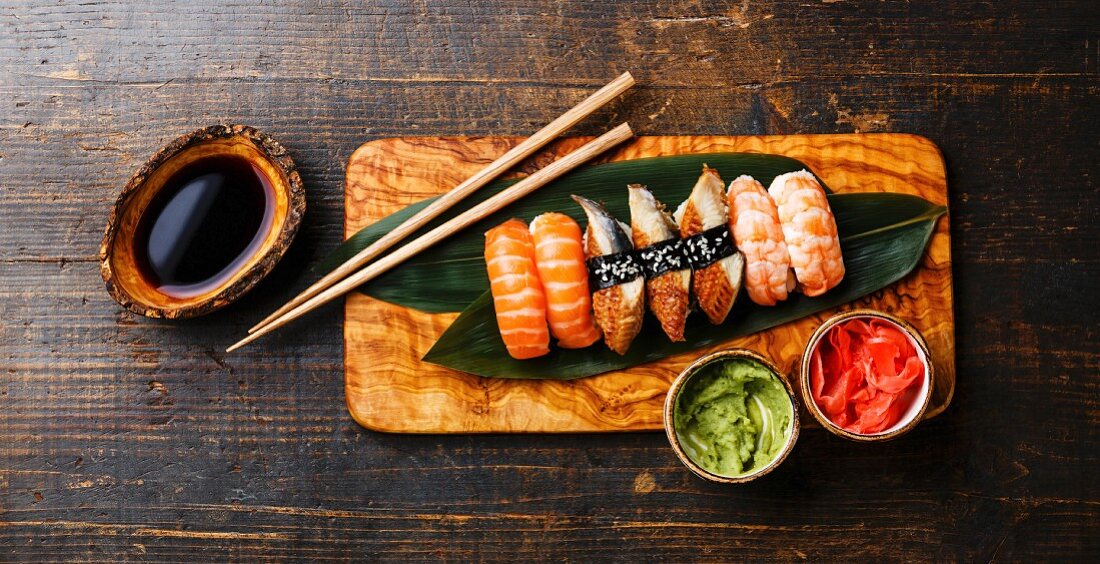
(344, 134, 954, 433)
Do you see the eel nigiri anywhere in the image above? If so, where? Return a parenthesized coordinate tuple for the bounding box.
(529, 212, 602, 349)
(727, 175, 794, 306)
(628, 184, 691, 342)
(571, 195, 645, 355)
(767, 170, 844, 297)
(674, 165, 744, 325)
(484, 219, 550, 359)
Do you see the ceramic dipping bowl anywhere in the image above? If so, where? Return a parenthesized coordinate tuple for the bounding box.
(664, 349, 800, 484)
(99, 124, 305, 319)
(799, 309, 934, 442)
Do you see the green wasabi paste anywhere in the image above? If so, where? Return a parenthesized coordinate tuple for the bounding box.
(674, 357, 794, 477)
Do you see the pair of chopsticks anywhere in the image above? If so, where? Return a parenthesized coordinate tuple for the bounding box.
(227, 72, 636, 352)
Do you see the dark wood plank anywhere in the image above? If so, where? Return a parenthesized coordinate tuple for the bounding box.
(0, 0, 1097, 560)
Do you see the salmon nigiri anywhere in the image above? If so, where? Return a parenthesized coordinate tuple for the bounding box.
(484, 219, 550, 359)
(529, 213, 602, 349)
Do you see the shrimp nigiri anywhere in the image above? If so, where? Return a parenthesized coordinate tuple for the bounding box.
(572, 195, 645, 355)
(529, 212, 601, 349)
(674, 165, 744, 325)
(727, 175, 795, 306)
(484, 219, 550, 359)
(767, 170, 844, 297)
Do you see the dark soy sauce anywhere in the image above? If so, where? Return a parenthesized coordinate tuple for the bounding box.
(134, 155, 274, 298)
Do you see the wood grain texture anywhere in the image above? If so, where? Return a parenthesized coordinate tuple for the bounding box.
(1, 0, 1097, 560)
(100, 124, 306, 319)
(344, 134, 954, 433)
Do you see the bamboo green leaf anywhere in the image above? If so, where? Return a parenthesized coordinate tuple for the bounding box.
(317, 150, 946, 380)
(423, 194, 946, 379)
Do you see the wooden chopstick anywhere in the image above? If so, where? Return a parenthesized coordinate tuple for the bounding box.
(227, 122, 634, 352)
(247, 72, 636, 334)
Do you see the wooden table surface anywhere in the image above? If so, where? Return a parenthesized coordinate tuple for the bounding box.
(1, 1, 1096, 560)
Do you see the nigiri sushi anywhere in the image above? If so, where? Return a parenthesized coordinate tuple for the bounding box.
(529, 212, 602, 349)
(674, 165, 744, 325)
(768, 170, 844, 297)
(628, 184, 691, 342)
(484, 219, 550, 360)
(571, 195, 645, 355)
(727, 175, 795, 306)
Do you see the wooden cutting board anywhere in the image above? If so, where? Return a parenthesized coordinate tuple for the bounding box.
(344, 134, 954, 433)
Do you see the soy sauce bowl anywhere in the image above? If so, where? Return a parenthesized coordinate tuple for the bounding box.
(100, 124, 305, 319)
(799, 310, 934, 442)
(663, 349, 800, 484)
